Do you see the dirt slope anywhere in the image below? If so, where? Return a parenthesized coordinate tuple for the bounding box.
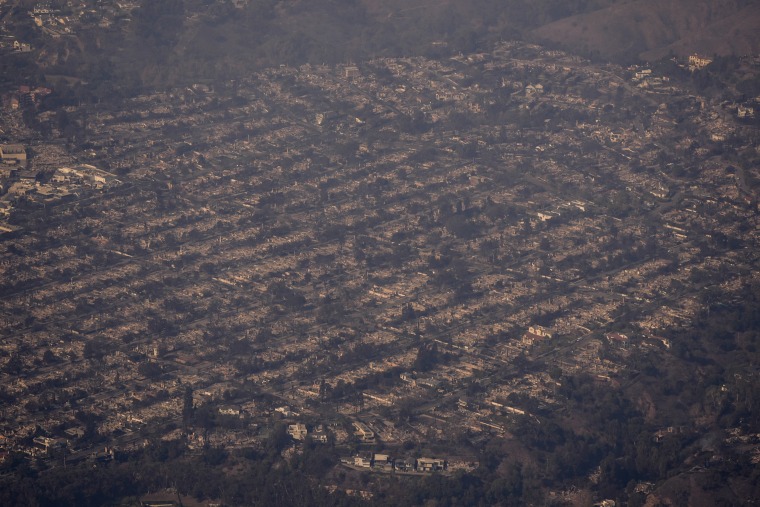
(531, 0, 760, 62)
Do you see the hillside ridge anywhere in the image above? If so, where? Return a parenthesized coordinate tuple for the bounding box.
(531, 0, 760, 61)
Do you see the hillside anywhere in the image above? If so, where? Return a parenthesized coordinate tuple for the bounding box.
(13, 0, 625, 90)
(640, 3, 760, 61)
(532, 0, 760, 62)
(12, 0, 760, 93)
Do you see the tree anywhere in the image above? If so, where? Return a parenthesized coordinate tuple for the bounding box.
(413, 341, 439, 372)
(137, 361, 163, 380)
(182, 386, 194, 424)
(4, 354, 23, 375)
(42, 350, 58, 364)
